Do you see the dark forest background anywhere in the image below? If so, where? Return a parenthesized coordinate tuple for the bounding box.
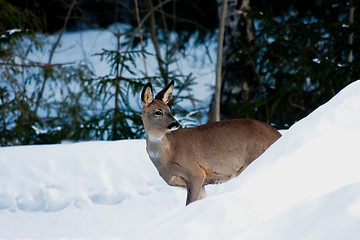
(1, 0, 359, 145)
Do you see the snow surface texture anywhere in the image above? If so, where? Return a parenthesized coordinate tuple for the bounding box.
(1, 80, 360, 239)
(4, 27, 360, 239)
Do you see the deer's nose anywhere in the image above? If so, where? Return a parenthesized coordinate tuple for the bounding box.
(167, 121, 180, 131)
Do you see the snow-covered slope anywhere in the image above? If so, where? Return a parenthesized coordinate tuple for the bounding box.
(1, 80, 360, 239)
(0, 140, 185, 238)
(134, 79, 360, 240)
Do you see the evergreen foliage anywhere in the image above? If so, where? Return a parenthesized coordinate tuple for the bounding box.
(1, 0, 360, 144)
(0, 27, 197, 145)
(0, 31, 96, 145)
(235, 0, 360, 128)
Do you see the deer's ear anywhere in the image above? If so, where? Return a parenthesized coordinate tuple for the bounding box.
(155, 81, 174, 104)
(141, 82, 154, 108)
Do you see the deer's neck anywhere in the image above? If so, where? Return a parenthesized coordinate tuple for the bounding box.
(145, 133, 171, 166)
(147, 133, 164, 143)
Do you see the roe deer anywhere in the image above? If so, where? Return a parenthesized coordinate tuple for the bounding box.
(141, 81, 281, 205)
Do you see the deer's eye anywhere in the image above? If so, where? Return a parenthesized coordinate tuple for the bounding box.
(154, 110, 163, 116)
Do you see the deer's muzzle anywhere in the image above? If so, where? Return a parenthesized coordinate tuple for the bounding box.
(167, 121, 180, 131)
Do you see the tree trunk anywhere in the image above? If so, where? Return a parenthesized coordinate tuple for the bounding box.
(348, 0, 354, 63)
(112, 30, 121, 140)
(214, 0, 256, 120)
(208, 0, 228, 123)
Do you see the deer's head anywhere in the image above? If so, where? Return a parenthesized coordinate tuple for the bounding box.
(141, 81, 180, 138)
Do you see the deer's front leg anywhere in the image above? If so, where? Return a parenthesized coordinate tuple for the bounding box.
(185, 176, 206, 205)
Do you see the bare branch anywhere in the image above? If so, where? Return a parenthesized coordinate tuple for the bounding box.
(35, 0, 77, 115)
(134, 0, 149, 79)
(0, 61, 76, 68)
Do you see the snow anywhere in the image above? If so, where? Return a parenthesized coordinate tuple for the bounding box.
(1, 80, 360, 239)
(1, 28, 360, 239)
(0, 140, 184, 239)
(133, 79, 360, 240)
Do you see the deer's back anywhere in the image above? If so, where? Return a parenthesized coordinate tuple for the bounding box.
(167, 119, 281, 184)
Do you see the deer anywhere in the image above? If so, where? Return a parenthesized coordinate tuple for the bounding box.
(141, 81, 281, 205)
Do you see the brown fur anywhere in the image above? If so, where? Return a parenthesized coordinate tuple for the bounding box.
(141, 81, 281, 205)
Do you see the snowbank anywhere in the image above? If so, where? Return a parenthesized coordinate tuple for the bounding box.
(1, 80, 360, 239)
(134, 79, 360, 239)
(0, 140, 185, 238)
